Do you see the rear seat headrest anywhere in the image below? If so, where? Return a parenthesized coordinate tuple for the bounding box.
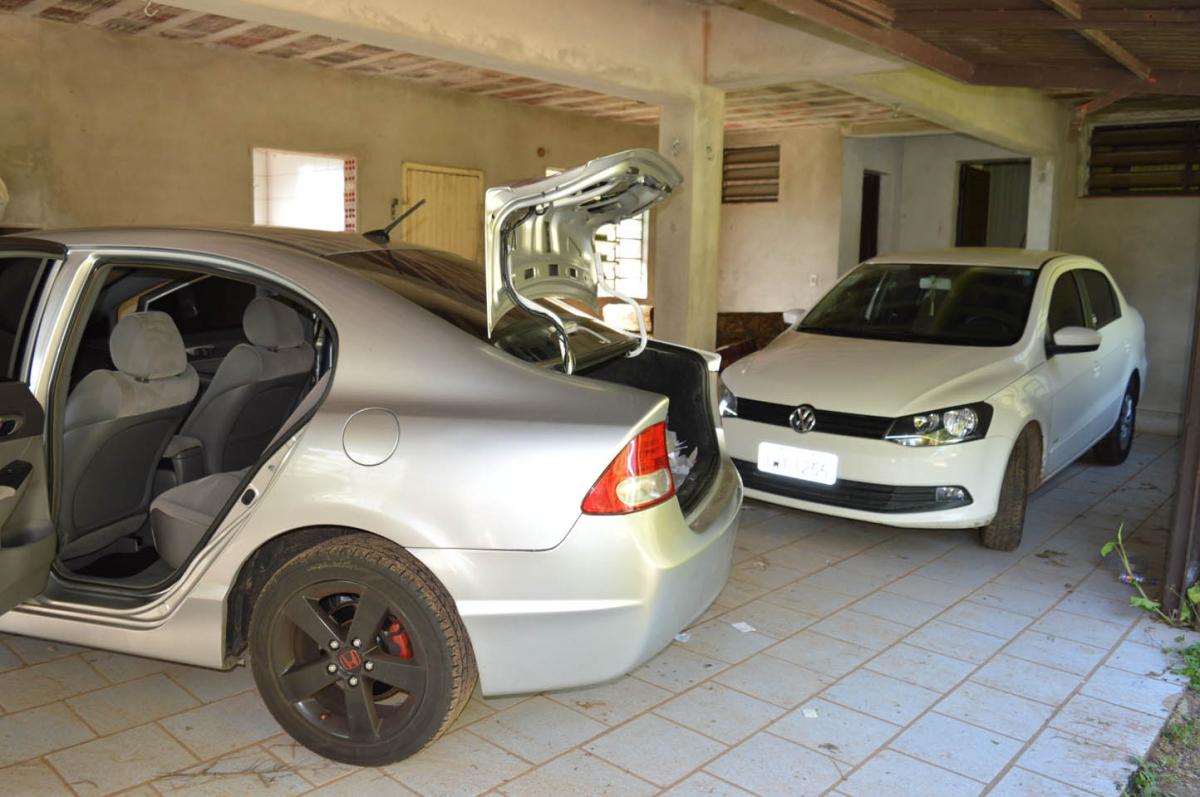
(110, 311, 188, 380)
(244, 297, 306, 351)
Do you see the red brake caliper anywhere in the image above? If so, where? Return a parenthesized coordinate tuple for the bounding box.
(384, 618, 414, 659)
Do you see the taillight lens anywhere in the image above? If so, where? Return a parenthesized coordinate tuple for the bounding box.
(581, 421, 676, 515)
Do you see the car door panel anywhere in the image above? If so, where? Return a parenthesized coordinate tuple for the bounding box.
(1078, 270, 1130, 443)
(1043, 271, 1097, 474)
(0, 380, 55, 614)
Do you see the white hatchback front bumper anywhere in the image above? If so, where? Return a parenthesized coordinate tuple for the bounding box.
(724, 417, 1014, 529)
(409, 458, 741, 696)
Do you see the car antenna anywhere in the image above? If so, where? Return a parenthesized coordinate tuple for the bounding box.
(363, 198, 426, 245)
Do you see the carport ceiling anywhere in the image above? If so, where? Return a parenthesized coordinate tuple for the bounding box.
(727, 0, 1200, 117)
(5, 0, 935, 134)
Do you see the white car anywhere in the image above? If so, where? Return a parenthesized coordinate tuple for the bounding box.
(721, 249, 1146, 550)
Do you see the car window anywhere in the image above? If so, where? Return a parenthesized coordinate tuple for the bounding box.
(328, 248, 634, 367)
(0, 257, 51, 382)
(1047, 272, 1086, 334)
(145, 276, 257, 336)
(798, 262, 1038, 347)
(1078, 270, 1121, 328)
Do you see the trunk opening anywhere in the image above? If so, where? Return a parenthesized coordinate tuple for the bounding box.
(580, 343, 720, 515)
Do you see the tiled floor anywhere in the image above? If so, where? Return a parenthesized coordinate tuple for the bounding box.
(0, 434, 1193, 796)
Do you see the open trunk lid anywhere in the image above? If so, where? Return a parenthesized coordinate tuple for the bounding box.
(484, 149, 682, 370)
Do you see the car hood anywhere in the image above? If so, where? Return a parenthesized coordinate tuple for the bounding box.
(483, 149, 682, 337)
(723, 331, 1028, 417)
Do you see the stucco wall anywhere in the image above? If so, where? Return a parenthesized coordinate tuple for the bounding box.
(838, 136, 903, 274)
(1056, 137, 1200, 433)
(717, 126, 842, 313)
(0, 15, 654, 231)
(894, 134, 1027, 251)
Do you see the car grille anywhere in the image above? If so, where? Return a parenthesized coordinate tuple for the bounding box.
(733, 459, 972, 513)
(735, 398, 893, 439)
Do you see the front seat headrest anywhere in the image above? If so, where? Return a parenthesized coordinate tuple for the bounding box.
(110, 311, 188, 380)
(244, 297, 306, 351)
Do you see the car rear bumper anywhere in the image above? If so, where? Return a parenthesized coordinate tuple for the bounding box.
(725, 417, 1013, 529)
(410, 457, 741, 696)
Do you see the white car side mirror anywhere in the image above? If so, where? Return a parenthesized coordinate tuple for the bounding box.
(1048, 325, 1101, 356)
(782, 308, 807, 327)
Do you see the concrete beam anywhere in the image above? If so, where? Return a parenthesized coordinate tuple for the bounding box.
(831, 68, 1067, 155)
(705, 5, 898, 90)
(171, 0, 705, 104)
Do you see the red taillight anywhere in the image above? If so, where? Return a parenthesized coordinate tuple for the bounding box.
(581, 421, 676, 515)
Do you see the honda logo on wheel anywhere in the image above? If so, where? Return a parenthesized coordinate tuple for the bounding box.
(789, 404, 817, 433)
(337, 649, 363, 672)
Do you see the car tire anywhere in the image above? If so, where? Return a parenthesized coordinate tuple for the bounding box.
(249, 532, 476, 766)
(978, 432, 1032, 552)
(1092, 381, 1137, 466)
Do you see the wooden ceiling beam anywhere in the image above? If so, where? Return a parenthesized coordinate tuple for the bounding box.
(822, 0, 894, 27)
(1079, 29, 1153, 81)
(82, 3, 141, 26)
(206, 20, 263, 43)
(138, 10, 204, 35)
(245, 30, 310, 54)
(756, 0, 975, 82)
(893, 9, 1200, 30)
(17, 0, 63, 16)
(332, 49, 403, 70)
(973, 66, 1200, 96)
(297, 41, 359, 61)
(1042, 0, 1083, 20)
(1040, 0, 1153, 81)
(1072, 89, 1133, 129)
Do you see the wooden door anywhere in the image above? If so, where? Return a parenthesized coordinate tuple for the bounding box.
(400, 163, 484, 262)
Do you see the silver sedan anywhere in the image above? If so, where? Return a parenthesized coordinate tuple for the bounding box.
(0, 150, 740, 765)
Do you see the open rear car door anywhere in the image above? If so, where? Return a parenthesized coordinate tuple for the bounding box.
(0, 247, 58, 613)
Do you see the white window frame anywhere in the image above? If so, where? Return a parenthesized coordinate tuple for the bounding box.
(253, 148, 357, 232)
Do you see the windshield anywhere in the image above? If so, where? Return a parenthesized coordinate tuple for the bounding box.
(800, 262, 1038, 346)
(327, 247, 633, 366)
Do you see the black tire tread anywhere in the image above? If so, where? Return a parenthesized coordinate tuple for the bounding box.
(979, 431, 1031, 552)
(250, 531, 477, 764)
(1092, 382, 1136, 466)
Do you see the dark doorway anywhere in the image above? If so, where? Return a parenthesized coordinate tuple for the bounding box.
(954, 159, 1031, 247)
(859, 171, 881, 261)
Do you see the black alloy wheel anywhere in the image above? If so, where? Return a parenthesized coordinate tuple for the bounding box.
(250, 534, 475, 765)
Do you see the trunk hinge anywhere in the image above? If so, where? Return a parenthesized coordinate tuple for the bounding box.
(500, 206, 576, 374)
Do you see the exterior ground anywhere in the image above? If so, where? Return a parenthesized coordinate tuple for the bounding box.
(0, 434, 1190, 796)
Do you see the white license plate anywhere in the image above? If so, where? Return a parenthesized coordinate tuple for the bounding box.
(757, 442, 838, 485)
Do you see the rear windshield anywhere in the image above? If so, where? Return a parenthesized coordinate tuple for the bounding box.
(327, 248, 633, 366)
(800, 262, 1038, 346)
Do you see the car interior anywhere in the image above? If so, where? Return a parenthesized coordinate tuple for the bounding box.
(50, 263, 333, 586)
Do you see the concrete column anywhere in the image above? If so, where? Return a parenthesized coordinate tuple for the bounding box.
(1026, 155, 1057, 250)
(653, 86, 725, 349)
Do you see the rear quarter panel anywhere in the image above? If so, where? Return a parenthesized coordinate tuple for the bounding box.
(224, 271, 668, 554)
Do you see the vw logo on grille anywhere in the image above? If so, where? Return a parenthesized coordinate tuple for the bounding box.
(789, 404, 817, 433)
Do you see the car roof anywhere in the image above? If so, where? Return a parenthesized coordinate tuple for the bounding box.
(865, 248, 1076, 269)
(9, 225, 395, 257)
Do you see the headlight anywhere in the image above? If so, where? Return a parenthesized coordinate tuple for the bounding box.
(885, 403, 992, 446)
(718, 378, 738, 418)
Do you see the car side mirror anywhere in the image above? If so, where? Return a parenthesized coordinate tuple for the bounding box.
(782, 308, 807, 327)
(1047, 325, 1101, 357)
